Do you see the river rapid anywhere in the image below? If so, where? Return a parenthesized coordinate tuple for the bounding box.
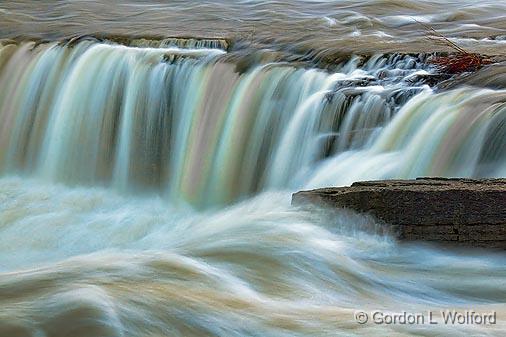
(0, 1, 506, 336)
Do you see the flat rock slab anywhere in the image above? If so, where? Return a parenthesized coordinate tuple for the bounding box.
(292, 178, 506, 249)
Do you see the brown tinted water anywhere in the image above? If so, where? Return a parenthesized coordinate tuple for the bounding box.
(1, 0, 506, 56)
(0, 2, 505, 337)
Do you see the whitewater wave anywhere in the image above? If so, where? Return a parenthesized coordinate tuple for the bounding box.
(0, 176, 505, 336)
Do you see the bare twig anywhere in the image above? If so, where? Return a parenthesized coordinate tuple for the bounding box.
(412, 18, 493, 74)
(412, 18, 469, 54)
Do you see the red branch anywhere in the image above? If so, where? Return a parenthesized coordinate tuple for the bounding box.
(413, 18, 494, 74)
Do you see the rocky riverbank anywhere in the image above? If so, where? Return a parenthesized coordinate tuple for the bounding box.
(293, 178, 506, 249)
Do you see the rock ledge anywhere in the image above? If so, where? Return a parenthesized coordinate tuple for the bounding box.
(292, 178, 506, 248)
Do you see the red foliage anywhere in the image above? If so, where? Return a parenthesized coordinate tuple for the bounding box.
(430, 54, 493, 74)
(413, 19, 494, 75)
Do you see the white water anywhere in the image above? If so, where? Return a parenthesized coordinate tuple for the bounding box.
(0, 40, 429, 206)
(0, 39, 505, 336)
(1, 40, 504, 206)
(1, 176, 506, 337)
(307, 88, 506, 188)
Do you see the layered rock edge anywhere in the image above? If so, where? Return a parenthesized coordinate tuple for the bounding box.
(292, 178, 506, 249)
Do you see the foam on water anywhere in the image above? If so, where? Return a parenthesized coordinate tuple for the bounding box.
(0, 176, 505, 336)
(0, 26, 505, 336)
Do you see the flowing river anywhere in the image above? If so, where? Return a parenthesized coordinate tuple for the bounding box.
(0, 1, 505, 336)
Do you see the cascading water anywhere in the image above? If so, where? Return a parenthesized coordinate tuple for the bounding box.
(306, 88, 506, 187)
(2, 39, 503, 207)
(0, 34, 505, 337)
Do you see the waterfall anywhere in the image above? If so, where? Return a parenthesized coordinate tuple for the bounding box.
(306, 88, 506, 188)
(0, 39, 504, 207)
(1, 1, 506, 334)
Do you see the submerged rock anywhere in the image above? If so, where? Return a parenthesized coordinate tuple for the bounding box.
(292, 178, 506, 249)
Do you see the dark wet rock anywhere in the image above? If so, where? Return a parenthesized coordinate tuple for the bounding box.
(292, 178, 506, 249)
(406, 72, 451, 86)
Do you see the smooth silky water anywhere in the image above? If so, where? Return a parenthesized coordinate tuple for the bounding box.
(0, 2, 506, 336)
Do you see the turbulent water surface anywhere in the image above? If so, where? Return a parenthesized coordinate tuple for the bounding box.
(0, 1, 506, 337)
(2, 0, 506, 57)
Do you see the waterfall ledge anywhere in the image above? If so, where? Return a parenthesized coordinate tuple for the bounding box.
(292, 178, 506, 249)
